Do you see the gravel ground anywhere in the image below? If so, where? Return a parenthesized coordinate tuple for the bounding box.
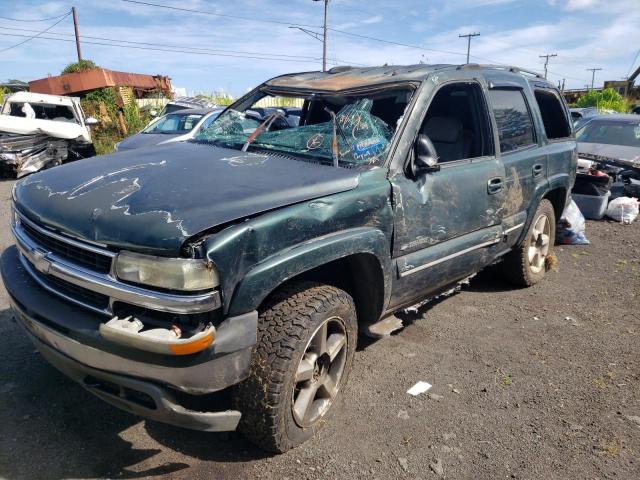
(0, 177, 638, 480)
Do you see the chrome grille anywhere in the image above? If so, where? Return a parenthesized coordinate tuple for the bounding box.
(30, 265, 110, 312)
(20, 220, 112, 274)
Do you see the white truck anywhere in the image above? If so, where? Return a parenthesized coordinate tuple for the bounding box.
(0, 92, 98, 177)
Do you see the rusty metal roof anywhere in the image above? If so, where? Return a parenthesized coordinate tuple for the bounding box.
(29, 68, 172, 97)
(266, 64, 551, 92)
(266, 65, 453, 91)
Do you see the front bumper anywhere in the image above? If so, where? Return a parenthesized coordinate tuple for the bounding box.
(26, 326, 241, 432)
(1, 246, 258, 431)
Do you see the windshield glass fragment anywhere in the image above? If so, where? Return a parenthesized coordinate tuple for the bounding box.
(195, 87, 413, 167)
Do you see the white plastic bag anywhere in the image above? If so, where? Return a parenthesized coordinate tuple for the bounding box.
(556, 199, 589, 245)
(606, 197, 639, 224)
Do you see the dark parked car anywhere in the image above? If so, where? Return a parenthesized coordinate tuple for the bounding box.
(116, 108, 221, 151)
(570, 107, 611, 129)
(2, 64, 576, 453)
(575, 114, 640, 190)
(159, 96, 218, 116)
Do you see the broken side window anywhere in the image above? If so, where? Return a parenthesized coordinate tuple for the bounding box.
(534, 89, 571, 140)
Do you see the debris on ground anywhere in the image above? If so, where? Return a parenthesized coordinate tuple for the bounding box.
(429, 458, 444, 476)
(626, 415, 640, 426)
(557, 199, 589, 245)
(407, 381, 432, 396)
(397, 410, 410, 420)
(397, 457, 409, 472)
(606, 196, 639, 224)
(366, 315, 403, 338)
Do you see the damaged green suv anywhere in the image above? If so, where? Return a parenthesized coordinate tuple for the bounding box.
(1, 64, 576, 452)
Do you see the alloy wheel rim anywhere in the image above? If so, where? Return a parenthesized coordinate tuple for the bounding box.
(292, 316, 348, 428)
(528, 214, 551, 274)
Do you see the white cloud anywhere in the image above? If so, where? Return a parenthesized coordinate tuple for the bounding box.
(564, 0, 600, 11)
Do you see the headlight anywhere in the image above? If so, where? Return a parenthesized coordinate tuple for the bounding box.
(115, 251, 219, 291)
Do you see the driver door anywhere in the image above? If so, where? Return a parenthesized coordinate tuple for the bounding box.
(388, 80, 506, 308)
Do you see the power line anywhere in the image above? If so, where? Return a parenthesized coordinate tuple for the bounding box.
(327, 27, 467, 57)
(0, 11, 70, 53)
(0, 12, 70, 22)
(119, 0, 589, 83)
(0, 26, 322, 60)
(626, 49, 640, 78)
(0, 31, 352, 65)
(121, 0, 466, 59)
(120, 0, 320, 29)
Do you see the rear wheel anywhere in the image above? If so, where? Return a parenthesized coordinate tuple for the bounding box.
(232, 281, 357, 453)
(501, 199, 556, 287)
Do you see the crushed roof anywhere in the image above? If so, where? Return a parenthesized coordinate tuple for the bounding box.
(266, 64, 453, 91)
(266, 64, 550, 92)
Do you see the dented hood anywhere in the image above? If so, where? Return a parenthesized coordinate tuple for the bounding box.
(14, 142, 360, 255)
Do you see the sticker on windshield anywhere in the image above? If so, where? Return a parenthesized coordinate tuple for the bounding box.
(306, 134, 325, 150)
(353, 136, 387, 161)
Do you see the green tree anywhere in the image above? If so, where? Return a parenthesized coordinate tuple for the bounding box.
(62, 59, 98, 75)
(576, 88, 629, 112)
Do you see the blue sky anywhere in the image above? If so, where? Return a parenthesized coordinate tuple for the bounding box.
(1, 0, 639, 96)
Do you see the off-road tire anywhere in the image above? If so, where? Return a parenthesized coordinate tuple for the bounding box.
(232, 281, 358, 453)
(501, 199, 556, 287)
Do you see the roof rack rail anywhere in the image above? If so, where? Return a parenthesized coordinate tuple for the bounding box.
(457, 63, 544, 79)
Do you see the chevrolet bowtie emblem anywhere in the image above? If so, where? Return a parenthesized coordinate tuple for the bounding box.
(31, 249, 51, 274)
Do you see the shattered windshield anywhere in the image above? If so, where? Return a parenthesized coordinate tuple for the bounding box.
(194, 87, 413, 167)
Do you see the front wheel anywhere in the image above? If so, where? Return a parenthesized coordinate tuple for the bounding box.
(501, 199, 556, 287)
(232, 281, 357, 453)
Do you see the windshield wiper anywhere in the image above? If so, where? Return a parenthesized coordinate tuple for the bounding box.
(242, 112, 284, 152)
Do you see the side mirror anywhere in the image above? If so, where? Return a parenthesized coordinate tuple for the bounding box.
(85, 116, 99, 127)
(150, 109, 158, 117)
(412, 134, 440, 176)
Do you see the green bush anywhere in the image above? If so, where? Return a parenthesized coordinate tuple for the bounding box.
(62, 59, 98, 75)
(81, 87, 151, 155)
(576, 88, 629, 112)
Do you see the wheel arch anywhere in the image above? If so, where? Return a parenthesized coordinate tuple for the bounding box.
(543, 186, 568, 223)
(227, 227, 392, 328)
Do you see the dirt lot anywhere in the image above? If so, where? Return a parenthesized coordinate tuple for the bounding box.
(0, 177, 638, 480)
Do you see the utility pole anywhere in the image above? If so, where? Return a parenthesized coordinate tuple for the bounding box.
(313, 0, 329, 72)
(71, 6, 82, 61)
(586, 67, 602, 90)
(539, 53, 557, 79)
(459, 32, 480, 64)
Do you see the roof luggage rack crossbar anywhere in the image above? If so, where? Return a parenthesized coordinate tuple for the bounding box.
(458, 63, 544, 79)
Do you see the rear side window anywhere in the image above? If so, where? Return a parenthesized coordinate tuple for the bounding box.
(489, 89, 536, 153)
(534, 89, 571, 139)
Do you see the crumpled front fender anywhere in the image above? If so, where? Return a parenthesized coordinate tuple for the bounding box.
(226, 227, 392, 316)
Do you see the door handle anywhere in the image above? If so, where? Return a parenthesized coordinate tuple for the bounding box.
(532, 164, 544, 178)
(487, 177, 503, 195)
